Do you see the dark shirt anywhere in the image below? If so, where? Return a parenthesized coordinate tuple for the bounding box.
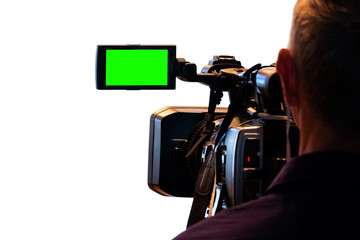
(174, 151, 360, 239)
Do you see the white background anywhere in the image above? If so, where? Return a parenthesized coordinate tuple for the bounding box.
(0, 0, 296, 239)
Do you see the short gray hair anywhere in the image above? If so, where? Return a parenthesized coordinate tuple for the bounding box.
(290, 0, 360, 135)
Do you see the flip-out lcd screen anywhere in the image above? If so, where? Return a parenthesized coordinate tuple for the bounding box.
(96, 45, 176, 90)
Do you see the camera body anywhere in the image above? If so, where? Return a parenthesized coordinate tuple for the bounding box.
(96, 45, 299, 220)
(148, 106, 298, 206)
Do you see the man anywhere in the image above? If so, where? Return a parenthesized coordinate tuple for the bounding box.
(174, 0, 360, 239)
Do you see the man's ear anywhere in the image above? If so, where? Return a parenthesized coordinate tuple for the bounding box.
(276, 48, 299, 106)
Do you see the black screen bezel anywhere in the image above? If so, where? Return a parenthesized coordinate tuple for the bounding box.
(96, 45, 176, 90)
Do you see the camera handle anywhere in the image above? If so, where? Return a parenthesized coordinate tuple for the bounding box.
(176, 58, 216, 85)
(176, 57, 238, 91)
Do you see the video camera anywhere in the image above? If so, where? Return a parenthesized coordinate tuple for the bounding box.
(96, 44, 299, 226)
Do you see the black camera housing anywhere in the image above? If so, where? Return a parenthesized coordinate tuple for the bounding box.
(148, 107, 299, 205)
(95, 46, 299, 220)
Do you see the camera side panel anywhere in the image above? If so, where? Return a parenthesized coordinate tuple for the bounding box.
(148, 106, 227, 197)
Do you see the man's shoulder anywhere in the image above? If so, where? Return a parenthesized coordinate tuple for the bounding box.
(174, 193, 299, 240)
(174, 151, 360, 240)
(268, 151, 360, 188)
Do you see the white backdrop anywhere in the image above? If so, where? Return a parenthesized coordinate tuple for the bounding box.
(0, 0, 296, 239)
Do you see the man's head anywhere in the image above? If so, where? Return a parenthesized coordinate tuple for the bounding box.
(277, 0, 360, 143)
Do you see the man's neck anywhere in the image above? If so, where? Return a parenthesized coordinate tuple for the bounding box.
(298, 120, 360, 155)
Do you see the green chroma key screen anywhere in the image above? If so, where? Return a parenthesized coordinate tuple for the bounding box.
(96, 45, 176, 90)
(106, 49, 168, 86)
